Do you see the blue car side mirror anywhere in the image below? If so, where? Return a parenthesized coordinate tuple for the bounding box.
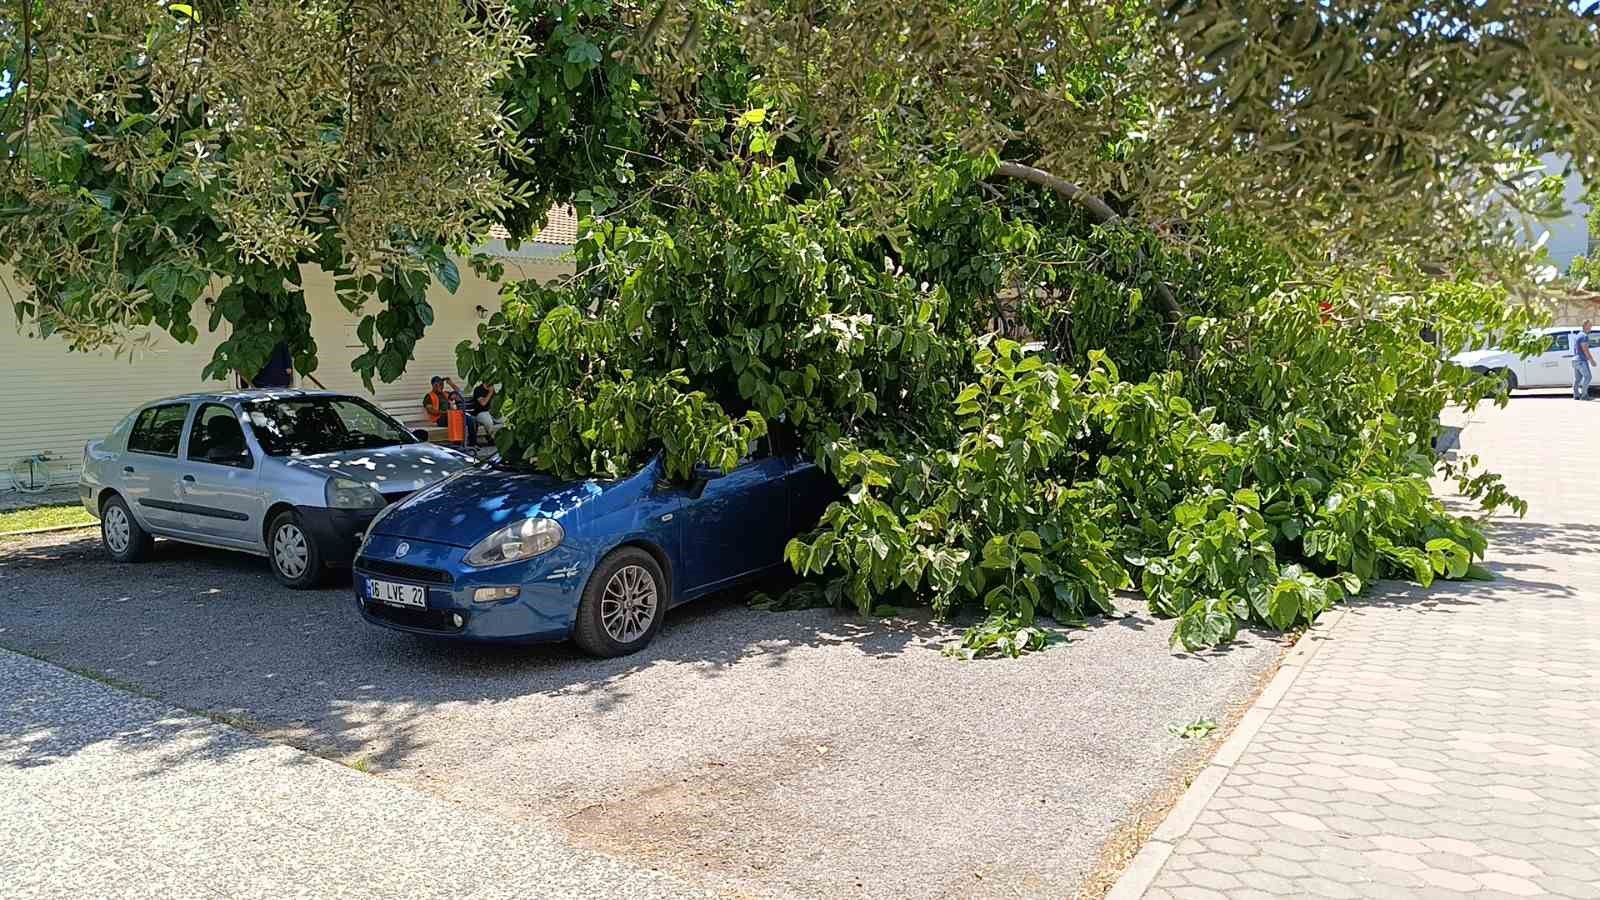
(688, 462, 726, 499)
(691, 462, 726, 481)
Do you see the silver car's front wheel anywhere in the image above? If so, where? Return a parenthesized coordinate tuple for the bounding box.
(267, 511, 323, 589)
(274, 523, 309, 578)
(601, 563, 659, 643)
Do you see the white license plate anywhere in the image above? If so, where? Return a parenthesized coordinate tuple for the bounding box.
(368, 578, 427, 608)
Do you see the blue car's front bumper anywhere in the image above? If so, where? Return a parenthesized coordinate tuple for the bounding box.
(352, 533, 589, 643)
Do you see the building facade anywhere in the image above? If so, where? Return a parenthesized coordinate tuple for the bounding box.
(1540, 154, 1593, 273)
(0, 215, 576, 490)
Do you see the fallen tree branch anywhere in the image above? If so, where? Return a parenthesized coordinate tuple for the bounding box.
(993, 160, 1187, 329)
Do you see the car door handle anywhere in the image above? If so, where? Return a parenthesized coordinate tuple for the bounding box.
(123, 466, 135, 474)
(182, 475, 196, 482)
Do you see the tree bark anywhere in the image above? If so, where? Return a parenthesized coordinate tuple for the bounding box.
(993, 160, 1187, 328)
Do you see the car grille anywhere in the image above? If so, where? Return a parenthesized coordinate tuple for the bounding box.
(362, 600, 466, 633)
(354, 556, 453, 585)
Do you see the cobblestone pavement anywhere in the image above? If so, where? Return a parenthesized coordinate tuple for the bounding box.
(1127, 397, 1600, 899)
(0, 649, 710, 900)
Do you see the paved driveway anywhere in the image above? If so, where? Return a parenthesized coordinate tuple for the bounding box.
(0, 526, 1280, 899)
(1126, 397, 1600, 899)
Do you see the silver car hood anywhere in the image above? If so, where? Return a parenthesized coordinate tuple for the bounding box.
(280, 443, 475, 494)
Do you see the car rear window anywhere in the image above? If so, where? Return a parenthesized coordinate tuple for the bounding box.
(127, 403, 190, 456)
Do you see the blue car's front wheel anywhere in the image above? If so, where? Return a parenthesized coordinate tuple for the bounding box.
(574, 547, 666, 657)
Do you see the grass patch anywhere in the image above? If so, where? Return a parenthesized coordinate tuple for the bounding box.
(0, 503, 95, 535)
(1168, 718, 1219, 740)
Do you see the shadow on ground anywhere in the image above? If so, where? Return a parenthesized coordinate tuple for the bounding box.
(0, 528, 1283, 900)
(0, 531, 945, 770)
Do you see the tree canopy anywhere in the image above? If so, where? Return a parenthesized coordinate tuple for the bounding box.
(6, 1, 1599, 652)
(1, 0, 525, 382)
(747, 1, 1600, 286)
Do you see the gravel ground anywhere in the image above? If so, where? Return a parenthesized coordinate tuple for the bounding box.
(0, 529, 1284, 899)
(1, 648, 711, 900)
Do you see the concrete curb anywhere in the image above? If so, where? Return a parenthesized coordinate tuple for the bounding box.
(1104, 605, 1355, 900)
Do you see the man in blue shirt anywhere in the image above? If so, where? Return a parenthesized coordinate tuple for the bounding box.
(1574, 322, 1596, 401)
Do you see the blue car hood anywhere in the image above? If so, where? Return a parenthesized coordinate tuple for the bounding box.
(371, 460, 651, 548)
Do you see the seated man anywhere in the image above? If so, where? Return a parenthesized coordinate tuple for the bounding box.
(467, 381, 501, 443)
(422, 376, 476, 446)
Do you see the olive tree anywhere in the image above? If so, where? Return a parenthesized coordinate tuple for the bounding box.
(0, 0, 526, 382)
(744, 1, 1600, 307)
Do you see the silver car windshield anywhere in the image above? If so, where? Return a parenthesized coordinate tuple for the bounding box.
(243, 397, 414, 457)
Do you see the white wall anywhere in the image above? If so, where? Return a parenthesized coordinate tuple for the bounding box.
(0, 303, 232, 489)
(0, 248, 572, 489)
(297, 252, 571, 423)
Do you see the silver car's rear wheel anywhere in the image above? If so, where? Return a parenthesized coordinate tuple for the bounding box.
(100, 494, 152, 563)
(104, 504, 131, 553)
(601, 563, 659, 643)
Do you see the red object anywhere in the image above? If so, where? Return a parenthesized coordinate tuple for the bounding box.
(447, 409, 467, 443)
(1318, 300, 1333, 323)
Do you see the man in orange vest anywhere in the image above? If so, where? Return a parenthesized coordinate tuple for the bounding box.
(422, 376, 476, 445)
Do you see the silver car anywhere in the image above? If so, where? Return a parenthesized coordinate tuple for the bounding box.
(79, 390, 475, 587)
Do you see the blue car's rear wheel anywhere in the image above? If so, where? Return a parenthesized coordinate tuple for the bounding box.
(574, 547, 666, 657)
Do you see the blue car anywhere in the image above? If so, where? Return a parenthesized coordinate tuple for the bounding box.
(352, 435, 836, 656)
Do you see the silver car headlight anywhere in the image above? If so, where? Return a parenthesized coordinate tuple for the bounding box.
(326, 477, 384, 510)
(463, 517, 564, 569)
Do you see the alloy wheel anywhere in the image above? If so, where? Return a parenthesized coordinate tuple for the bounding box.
(273, 523, 310, 579)
(600, 563, 658, 644)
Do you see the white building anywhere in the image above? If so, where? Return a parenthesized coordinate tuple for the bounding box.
(1538, 154, 1592, 273)
(0, 213, 576, 490)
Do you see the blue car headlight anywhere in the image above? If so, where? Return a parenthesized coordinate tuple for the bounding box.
(463, 517, 564, 569)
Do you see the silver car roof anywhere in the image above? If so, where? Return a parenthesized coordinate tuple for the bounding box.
(141, 389, 355, 406)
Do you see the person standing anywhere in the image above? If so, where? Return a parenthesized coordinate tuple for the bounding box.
(1574, 322, 1596, 401)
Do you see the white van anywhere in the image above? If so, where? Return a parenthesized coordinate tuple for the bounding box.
(1449, 326, 1592, 391)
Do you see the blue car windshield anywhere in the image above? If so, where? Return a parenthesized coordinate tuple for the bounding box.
(243, 397, 413, 457)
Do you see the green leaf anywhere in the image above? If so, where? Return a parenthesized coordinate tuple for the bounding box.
(1265, 580, 1301, 629)
(435, 258, 460, 294)
(565, 40, 602, 66)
